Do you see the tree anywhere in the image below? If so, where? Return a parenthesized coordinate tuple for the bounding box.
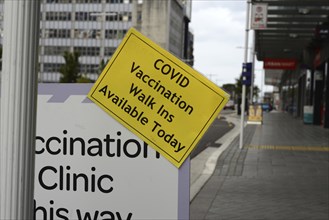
(222, 83, 236, 101)
(59, 51, 80, 83)
(235, 75, 260, 103)
(98, 59, 107, 75)
(77, 75, 93, 83)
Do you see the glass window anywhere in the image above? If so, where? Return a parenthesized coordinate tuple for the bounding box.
(46, 0, 72, 3)
(44, 46, 70, 55)
(43, 63, 63, 72)
(105, 12, 131, 21)
(104, 47, 116, 56)
(74, 29, 101, 39)
(76, 0, 101, 3)
(74, 47, 100, 56)
(80, 64, 99, 74)
(45, 12, 71, 21)
(45, 29, 71, 38)
(105, 29, 127, 39)
(106, 0, 124, 3)
(75, 12, 98, 21)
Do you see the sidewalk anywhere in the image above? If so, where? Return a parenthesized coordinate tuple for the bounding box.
(190, 112, 329, 220)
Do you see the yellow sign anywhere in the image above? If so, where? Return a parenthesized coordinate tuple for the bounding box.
(248, 104, 263, 124)
(88, 28, 229, 168)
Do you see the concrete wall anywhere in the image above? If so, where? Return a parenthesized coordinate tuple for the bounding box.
(133, 0, 186, 58)
(140, 0, 170, 50)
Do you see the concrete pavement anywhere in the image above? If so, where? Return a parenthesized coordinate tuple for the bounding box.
(190, 113, 241, 200)
(190, 111, 329, 220)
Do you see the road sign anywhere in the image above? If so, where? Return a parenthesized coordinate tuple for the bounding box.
(242, 62, 252, 86)
(35, 84, 189, 220)
(88, 28, 229, 168)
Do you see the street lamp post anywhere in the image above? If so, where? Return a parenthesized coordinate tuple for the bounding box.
(239, 0, 251, 149)
(250, 31, 256, 104)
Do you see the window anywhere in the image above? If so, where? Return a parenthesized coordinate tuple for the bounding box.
(74, 47, 100, 56)
(44, 29, 71, 38)
(74, 29, 101, 39)
(104, 47, 116, 56)
(106, 0, 123, 3)
(45, 12, 71, 21)
(75, 12, 98, 21)
(105, 12, 132, 21)
(105, 29, 127, 39)
(80, 64, 99, 74)
(43, 63, 63, 72)
(105, 0, 133, 4)
(76, 0, 101, 3)
(44, 46, 70, 55)
(46, 0, 72, 3)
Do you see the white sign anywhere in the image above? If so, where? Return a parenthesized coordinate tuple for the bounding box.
(34, 84, 189, 220)
(251, 4, 268, 30)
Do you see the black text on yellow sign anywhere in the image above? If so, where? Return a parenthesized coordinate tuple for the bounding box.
(88, 28, 229, 168)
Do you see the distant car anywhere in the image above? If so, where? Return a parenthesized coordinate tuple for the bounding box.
(261, 103, 273, 112)
(224, 100, 235, 110)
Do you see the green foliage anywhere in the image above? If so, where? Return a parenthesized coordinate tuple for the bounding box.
(222, 83, 236, 101)
(59, 51, 80, 83)
(222, 83, 236, 95)
(235, 75, 260, 101)
(235, 75, 243, 96)
(98, 59, 107, 75)
(77, 75, 93, 83)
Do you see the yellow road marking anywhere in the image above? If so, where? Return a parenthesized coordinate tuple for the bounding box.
(246, 145, 329, 152)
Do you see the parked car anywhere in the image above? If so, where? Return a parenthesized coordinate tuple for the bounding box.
(224, 100, 235, 110)
(261, 103, 273, 112)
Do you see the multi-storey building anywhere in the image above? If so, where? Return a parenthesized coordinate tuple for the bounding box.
(0, 0, 193, 82)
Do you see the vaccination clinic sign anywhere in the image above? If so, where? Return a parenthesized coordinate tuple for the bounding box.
(35, 84, 189, 220)
(88, 28, 229, 168)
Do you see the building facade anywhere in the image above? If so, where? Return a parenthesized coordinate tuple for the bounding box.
(0, 0, 193, 82)
(252, 0, 329, 129)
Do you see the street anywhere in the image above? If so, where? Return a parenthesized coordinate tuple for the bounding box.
(191, 110, 235, 158)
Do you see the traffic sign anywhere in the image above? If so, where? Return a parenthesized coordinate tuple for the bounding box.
(242, 62, 252, 86)
(88, 28, 229, 168)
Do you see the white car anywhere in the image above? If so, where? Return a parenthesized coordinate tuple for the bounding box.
(224, 100, 235, 110)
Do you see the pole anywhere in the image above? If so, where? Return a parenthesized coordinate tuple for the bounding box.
(239, 0, 251, 149)
(261, 69, 264, 102)
(0, 0, 41, 219)
(250, 31, 256, 103)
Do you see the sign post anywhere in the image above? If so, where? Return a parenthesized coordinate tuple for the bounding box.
(240, 1, 251, 149)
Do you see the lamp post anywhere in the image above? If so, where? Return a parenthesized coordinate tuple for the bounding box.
(236, 40, 256, 104)
(239, 0, 251, 149)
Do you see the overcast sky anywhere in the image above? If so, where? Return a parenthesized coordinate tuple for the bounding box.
(190, 0, 266, 92)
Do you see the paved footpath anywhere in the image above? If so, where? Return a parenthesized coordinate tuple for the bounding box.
(190, 112, 329, 220)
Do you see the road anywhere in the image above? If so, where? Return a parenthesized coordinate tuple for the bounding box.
(190, 110, 235, 159)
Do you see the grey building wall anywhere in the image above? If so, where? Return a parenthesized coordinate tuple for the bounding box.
(0, 0, 192, 82)
(133, 0, 187, 59)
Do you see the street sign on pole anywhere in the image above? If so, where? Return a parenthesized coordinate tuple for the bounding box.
(239, 0, 251, 149)
(242, 62, 252, 86)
